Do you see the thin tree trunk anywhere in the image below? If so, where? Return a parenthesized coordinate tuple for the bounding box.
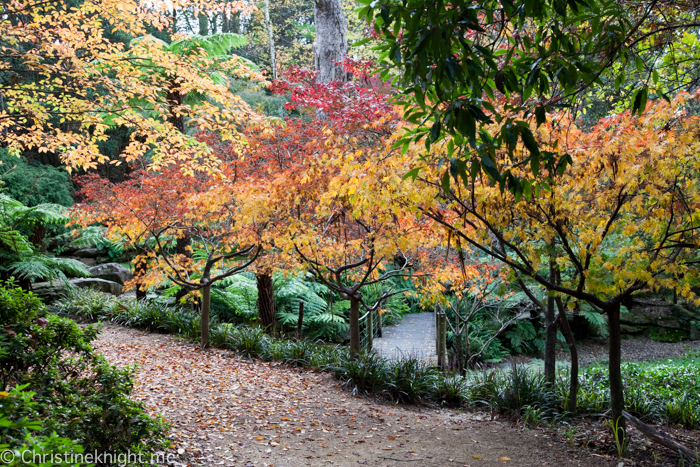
(544, 260, 557, 384)
(608, 301, 626, 437)
(556, 297, 578, 414)
(349, 297, 361, 357)
(455, 327, 464, 375)
(263, 0, 277, 80)
(256, 272, 276, 334)
(166, 80, 185, 133)
(135, 247, 147, 300)
(174, 234, 191, 303)
(297, 302, 304, 340)
(313, 0, 349, 83)
(201, 284, 211, 349)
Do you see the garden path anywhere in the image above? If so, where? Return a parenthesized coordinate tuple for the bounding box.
(373, 312, 437, 361)
(93, 324, 608, 467)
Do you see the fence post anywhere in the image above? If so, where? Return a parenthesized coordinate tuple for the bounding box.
(377, 308, 382, 338)
(366, 308, 374, 352)
(439, 312, 447, 368)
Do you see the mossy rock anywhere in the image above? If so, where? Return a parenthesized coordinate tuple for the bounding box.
(672, 305, 700, 321)
(619, 324, 648, 334)
(649, 327, 687, 343)
(620, 311, 653, 326)
(655, 317, 683, 329)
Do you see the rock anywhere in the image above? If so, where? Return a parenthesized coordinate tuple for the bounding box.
(655, 317, 683, 329)
(649, 327, 687, 343)
(690, 323, 700, 341)
(671, 305, 700, 321)
(70, 278, 123, 296)
(69, 256, 95, 266)
(31, 281, 68, 302)
(620, 311, 654, 326)
(619, 324, 648, 334)
(74, 248, 102, 258)
(32, 277, 123, 302)
(88, 263, 132, 285)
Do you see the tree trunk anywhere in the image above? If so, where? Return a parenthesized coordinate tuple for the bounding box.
(455, 327, 464, 375)
(166, 80, 185, 133)
(349, 297, 361, 357)
(556, 298, 578, 414)
(313, 0, 349, 83)
(174, 234, 191, 304)
(296, 301, 304, 340)
(198, 12, 209, 35)
(201, 284, 211, 349)
(263, 0, 277, 80)
(544, 260, 557, 384)
(256, 272, 276, 334)
(135, 247, 147, 300)
(608, 301, 626, 438)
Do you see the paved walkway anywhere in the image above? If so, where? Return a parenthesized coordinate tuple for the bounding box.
(374, 312, 437, 361)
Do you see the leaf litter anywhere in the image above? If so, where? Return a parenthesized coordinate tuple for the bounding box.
(93, 324, 612, 466)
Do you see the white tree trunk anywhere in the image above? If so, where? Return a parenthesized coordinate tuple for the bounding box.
(313, 0, 349, 83)
(263, 0, 277, 80)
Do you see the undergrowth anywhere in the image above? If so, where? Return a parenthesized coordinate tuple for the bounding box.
(60, 289, 700, 428)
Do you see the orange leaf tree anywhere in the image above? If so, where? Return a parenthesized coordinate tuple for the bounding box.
(74, 164, 262, 348)
(410, 94, 700, 434)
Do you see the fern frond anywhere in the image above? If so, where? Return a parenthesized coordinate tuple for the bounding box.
(0, 229, 34, 256)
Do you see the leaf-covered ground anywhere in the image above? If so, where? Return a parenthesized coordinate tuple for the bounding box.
(92, 324, 612, 467)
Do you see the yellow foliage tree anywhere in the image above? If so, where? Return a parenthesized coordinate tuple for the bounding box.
(410, 93, 700, 435)
(0, 0, 264, 173)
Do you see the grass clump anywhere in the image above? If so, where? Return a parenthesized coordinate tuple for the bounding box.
(58, 288, 700, 429)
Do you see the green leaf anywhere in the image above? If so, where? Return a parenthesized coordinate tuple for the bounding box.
(403, 167, 421, 181)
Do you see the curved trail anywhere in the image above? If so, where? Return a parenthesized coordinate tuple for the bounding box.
(93, 324, 605, 467)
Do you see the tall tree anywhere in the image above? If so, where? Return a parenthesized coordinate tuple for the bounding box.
(314, 0, 349, 82)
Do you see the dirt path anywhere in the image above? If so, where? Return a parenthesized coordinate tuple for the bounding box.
(93, 324, 610, 467)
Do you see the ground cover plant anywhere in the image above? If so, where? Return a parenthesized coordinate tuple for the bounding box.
(57, 288, 700, 437)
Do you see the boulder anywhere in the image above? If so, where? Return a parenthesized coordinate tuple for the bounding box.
(671, 305, 700, 321)
(619, 324, 648, 334)
(690, 323, 700, 341)
(649, 327, 687, 343)
(70, 278, 123, 296)
(31, 278, 123, 302)
(655, 317, 683, 329)
(74, 248, 102, 258)
(88, 263, 132, 285)
(31, 281, 68, 302)
(620, 311, 654, 326)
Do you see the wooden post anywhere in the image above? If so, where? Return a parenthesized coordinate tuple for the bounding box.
(296, 302, 304, 340)
(366, 309, 374, 352)
(439, 312, 447, 368)
(377, 309, 382, 338)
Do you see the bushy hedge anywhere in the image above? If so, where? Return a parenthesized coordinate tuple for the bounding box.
(58, 288, 700, 428)
(0, 284, 168, 462)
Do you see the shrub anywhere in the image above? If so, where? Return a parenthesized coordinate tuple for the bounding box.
(0, 283, 168, 455)
(334, 352, 390, 395)
(434, 373, 468, 406)
(1, 386, 87, 466)
(385, 354, 439, 403)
